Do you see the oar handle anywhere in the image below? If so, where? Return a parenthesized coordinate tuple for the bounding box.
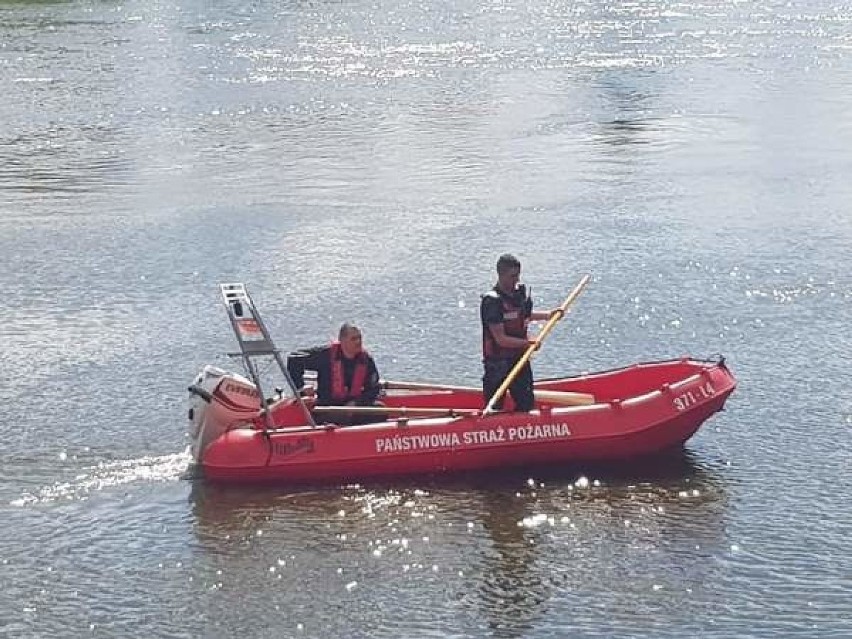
(383, 380, 480, 393)
(382, 381, 595, 407)
(483, 274, 591, 415)
(312, 405, 480, 416)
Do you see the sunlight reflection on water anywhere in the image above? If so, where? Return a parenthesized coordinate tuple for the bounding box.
(1, 0, 851, 636)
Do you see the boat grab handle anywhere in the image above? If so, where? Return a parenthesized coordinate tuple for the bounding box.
(187, 384, 213, 403)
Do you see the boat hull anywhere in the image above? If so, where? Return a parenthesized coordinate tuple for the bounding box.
(194, 357, 736, 484)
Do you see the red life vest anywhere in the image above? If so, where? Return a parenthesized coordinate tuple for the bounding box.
(329, 342, 370, 402)
(482, 288, 530, 359)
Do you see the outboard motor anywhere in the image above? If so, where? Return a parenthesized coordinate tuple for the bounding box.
(186, 283, 315, 470)
(187, 365, 260, 463)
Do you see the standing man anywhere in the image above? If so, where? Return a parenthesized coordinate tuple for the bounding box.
(286, 322, 382, 424)
(480, 254, 558, 412)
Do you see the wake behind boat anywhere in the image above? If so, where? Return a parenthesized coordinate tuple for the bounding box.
(186, 284, 736, 484)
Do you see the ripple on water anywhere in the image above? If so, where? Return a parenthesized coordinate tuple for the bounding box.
(10, 452, 191, 507)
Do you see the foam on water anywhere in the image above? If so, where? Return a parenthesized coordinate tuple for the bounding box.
(10, 451, 192, 507)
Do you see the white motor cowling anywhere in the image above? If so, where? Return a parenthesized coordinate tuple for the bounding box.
(187, 365, 260, 462)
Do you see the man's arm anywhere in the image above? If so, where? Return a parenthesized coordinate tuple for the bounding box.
(357, 355, 382, 405)
(482, 295, 530, 350)
(286, 346, 327, 392)
(488, 322, 534, 349)
(530, 308, 564, 321)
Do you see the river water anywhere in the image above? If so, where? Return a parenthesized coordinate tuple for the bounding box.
(1, 0, 850, 637)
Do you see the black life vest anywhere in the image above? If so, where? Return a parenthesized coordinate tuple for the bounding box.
(482, 285, 531, 359)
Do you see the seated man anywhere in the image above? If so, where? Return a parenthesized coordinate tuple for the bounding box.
(286, 322, 383, 425)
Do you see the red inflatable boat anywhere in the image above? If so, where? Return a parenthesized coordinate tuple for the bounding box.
(186, 284, 737, 484)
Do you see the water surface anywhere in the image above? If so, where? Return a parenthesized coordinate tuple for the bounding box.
(1, 0, 850, 637)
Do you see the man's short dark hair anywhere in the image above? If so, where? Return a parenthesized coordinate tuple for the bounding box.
(338, 322, 360, 340)
(496, 253, 521, 274)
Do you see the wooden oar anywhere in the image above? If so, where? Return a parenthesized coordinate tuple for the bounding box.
(483, 274, 592, 415)
(384, 380, 595, 407)
(311, 405, 480, 417)
(533, 389, 595, 406)
(383, 380, 477, 393)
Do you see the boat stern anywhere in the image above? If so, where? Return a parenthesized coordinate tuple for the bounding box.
(186, 365, 260, 463)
